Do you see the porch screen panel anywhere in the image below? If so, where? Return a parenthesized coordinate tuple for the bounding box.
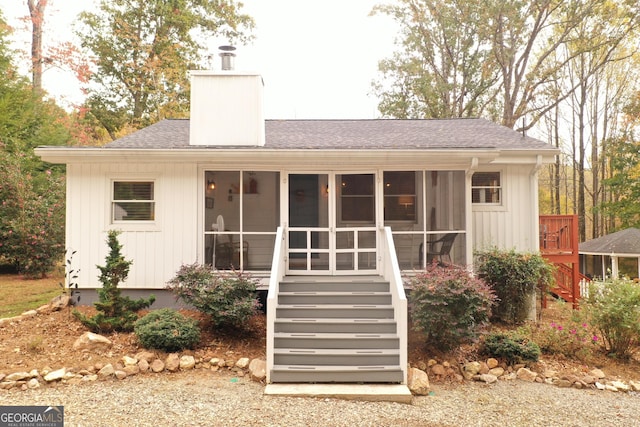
(204, 170, 278, 271)
(387, 170, 467, 270)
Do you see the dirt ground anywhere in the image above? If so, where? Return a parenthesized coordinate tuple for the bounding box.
(1, 301, 639, 384)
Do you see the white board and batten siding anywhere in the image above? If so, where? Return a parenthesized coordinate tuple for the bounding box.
(67, 162, 199, 290)
(471, 164, 540, 254)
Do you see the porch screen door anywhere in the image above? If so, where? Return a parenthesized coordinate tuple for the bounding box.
(288, 174, 330, 273)
(287, 173, 377, 274)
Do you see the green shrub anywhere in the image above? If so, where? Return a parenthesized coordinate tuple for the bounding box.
(475, 248, 554, 324)
(166, 264, 261, 330)
(74, 230, 155, 333)
(532, 303, 599, 361)
(135, 308, 201, 352)
(408, 263, 496, 351)
(482, 333, 541, 364)
(582, 278, 640, 359)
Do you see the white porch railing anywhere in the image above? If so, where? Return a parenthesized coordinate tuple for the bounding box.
(381, 226, 408, 384)
(266, 226, 285, 383)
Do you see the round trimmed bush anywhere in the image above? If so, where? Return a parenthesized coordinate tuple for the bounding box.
(481, 333, 540, 364)
(408, 263, 497, 351)
(134, 308, 201, 352)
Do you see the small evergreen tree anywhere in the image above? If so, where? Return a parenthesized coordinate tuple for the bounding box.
(73, 230, 155, 333)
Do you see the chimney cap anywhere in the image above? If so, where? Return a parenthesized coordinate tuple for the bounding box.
(218, 45, 236, 70)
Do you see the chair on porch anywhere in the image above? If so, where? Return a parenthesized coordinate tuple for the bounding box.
(419, 233, 457, 265)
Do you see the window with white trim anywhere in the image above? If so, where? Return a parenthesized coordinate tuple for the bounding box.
(472, 172, 501, 204)
(112, 181, 155, 222)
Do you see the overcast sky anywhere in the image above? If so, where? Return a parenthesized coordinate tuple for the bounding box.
(3, 0, 399, 119)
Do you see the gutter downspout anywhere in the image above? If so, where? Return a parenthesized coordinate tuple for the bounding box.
(466, 157, 478, 272)
(530, 155, 543, 252)
(529, 155, 543, 320)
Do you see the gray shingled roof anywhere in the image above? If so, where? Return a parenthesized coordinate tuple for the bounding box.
(105, 118, 555, 151)
(579, 228, 640, 255)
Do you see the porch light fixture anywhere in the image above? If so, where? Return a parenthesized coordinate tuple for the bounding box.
(207, 180, 216, 190)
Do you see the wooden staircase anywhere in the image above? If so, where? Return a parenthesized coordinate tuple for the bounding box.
(270, 276, 404, 383)
(539, 215, 583, 308)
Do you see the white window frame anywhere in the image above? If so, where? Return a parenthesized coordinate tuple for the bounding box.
(471, 171, 503, 207)
(107, 175, 160, 231)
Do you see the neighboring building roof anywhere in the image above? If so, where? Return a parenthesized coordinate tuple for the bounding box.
(104, 118, 556, 151)
(579, 228, 640, 256)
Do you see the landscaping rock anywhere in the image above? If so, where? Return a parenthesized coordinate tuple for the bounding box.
(516, 367, 537, 382)
(611, 381, 629, 392)
(123, 365, 140, 376)
(475, 374, 498, 384)
(179, 355, 196, 370)
(486, 358, 499, 369)
(73, 332, 113, 352)
(150, 359, 165, 373)
(462, 362, 481, 380)
(43, 368, 66, 382)
(430, 364, 446, 376)
(49, 294, 71, 311)
(235, 358, 250, 369)
(165, 354, 180, 371)
(27, 378, 40, 389)
(489, 367, 505, 377)
(123, 355, 138, 366)
(249, 359, 266, 382)
(138, 359, 150, 373)
(5, 372, 31, 382)
(98, 364, 115, 378)
(589, 368, 605, 379)
(135, 351, 155, 363)
(115, 370, 128, 380)
(408, 367, 430, 395)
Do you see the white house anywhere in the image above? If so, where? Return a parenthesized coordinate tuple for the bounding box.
(36, 66, 558, 385)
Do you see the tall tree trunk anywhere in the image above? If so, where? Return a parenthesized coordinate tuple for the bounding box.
(577, 77, 587, 242)
(553, 105, 561, 214)
(27, 0, 48, 94)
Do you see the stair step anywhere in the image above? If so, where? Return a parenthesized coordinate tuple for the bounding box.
(274, 332, 399, 349)
(276, 304, 394, 319)
(279, 280, 389, 293)
(274, 348, 400, 366)
(278, 292, 392, 305)
(274, 318, 397, 333)
(270, 365, 404, 383)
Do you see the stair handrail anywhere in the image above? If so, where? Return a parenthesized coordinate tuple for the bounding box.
(381, 226, 408, 384)
(266, 226, 285, 383)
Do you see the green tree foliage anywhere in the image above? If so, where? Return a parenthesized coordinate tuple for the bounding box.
(475, 248, 554, 324)
(598, 136, 640, 229)
(373, 0, 637, 132)
(0, 152, 65, 277)
(372, 0, 500, 119)
(583, 278, 640, 359)
(0, 12, 69, 276)
(74, 230, 155, 333)
(77, 0, 254, 139)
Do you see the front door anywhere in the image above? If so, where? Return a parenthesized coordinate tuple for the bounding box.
(287, 173, 377, 274)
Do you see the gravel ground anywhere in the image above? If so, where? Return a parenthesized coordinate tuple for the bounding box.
(1, 371, 640, 427)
